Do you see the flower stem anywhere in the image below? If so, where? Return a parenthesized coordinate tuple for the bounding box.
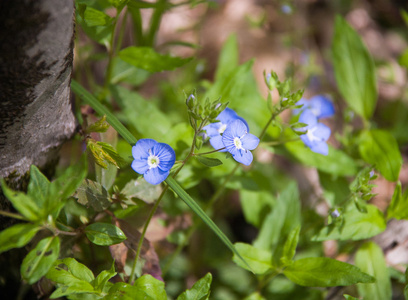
(0, 210, 26, 221)
(193, 147, 226, 156)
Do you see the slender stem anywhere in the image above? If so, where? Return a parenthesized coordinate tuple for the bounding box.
(0, 210, 26, 221)
(115, 8, 128, 54)
(193, 147, 226, 156)
(258, 110, 281, 141)
(129, 7, 144, 46)
(129, 185, 169, 284)
(145, 0, 167, 47)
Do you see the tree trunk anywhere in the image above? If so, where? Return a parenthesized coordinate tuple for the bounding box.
(0, 2, 75, 296)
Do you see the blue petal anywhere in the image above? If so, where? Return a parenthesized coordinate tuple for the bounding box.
(223, 119, 248, 138)
(309, 142, 329, 155)
(299, 110, 317, 129)
(300, 134, 313, 148)
(310, 95, 335, 119)
(232, 149, 254, 166)
(153, 143, 176, 172)
(203, 122, 222, 138)
(209, 135, 227, 152)
(144, 168, 169, 185)
(132, 139, 157, 159)
(241, 133, 259, 150)
(217, 108, 239, 124)
(314, 123, 331, 141)
(131, 159, 149, 175)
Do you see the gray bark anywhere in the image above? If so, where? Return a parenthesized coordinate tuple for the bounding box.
(0, 0, 76, 180)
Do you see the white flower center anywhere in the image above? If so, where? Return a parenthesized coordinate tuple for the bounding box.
(234, 137, 244, 150)
(306, 126, 321, 143)
(147, 155, 160, 169)
(218, 123, 227, 134)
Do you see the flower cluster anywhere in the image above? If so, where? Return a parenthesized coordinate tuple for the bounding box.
(204, 108, 259, 166)
(295, 95, 334, 155)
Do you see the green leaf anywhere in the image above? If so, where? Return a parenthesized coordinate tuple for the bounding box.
(50, 281, 96, 299)
(177, 273, 212, 300)
(214, 34, 239, 81)
(27, 165, 50, 209)
(343, 295, 359, 300)
(355, 242, 391, 300)
(86, 115, 110, 133)
(232, 243, 273, 275)
(195, 156, 223, 167)
(110, 85, 171, 140)
(332, 15, 377, 119)
(76, 179, 112, 212)
(386, 181, 408, 220)
(359, 129, 402, 182)
(1, 181, 41, 221)
(48, 258, 95, 283)
(280, 226, 300, 266)
(21, 236, 60, 284)
(283, 257, 375, 287)
(106, 275, 167, 300)
(312, 203, 386, 241)
(79, 5, 113, 27)
(165, 176, 253, 272)
(94, 262, 116, 292)
(76, 5, 113, 45)
(239, 189, 275, 228)
(119, 46, 192, 72)
(121, 178, 162, 204)
(85, 223, 127, 246)
(0, 223, 40, 254)
(286, 141, 358, 176)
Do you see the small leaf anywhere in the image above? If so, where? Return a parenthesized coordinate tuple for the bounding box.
(76, 179, 112, 212)
(386, 182, 408, 220)
(283, 257, 375, 287)
(21, 236, 60, 284)
(119, 46, 193, 73)
(177, 273, 212, 300)
(27, 165, 50, 209)
(106, 275, 167, 300)
(0, 223, 40, 254)
(355, 242, 391, 300)
(280, 225, 300, 266)
(232, 243, 273, 275)
(86, 115, 110, 133)
(94, 262, 116, 292)
(121, 178, 162, 204)
(332, 15, 377, 119)
(195, 156, 223, 167)
(50, 281, 96, 299)
(85, 223, 127, 246)
(58, 257, 95, 282)
(79, 5, 112, 27)
(1, 181, 41, 221)
(359, 129, 402, 182)
(312, 203, 386, 241)
(343, 295, 359, 300)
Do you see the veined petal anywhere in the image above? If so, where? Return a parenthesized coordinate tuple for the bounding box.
(131, 159, 149, 175)
(153, 143, 176, 172)
(241, 133, 260, 150)
(299, 110, 318, 129)
(209, 135, 227, 152)
(310, 95, 335, 119)
(233, 150, 253, 166)
(314, 123, 331, 141)
(132, 139, 157, 159)
(224, 119, 248, 139)
(144, 168, 169, 185)
(309, 141, 329, 155)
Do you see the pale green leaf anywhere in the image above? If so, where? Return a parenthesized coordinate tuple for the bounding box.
(177, 273, 212, 300)
(0, 223, 40, 254)
(232, 243, 273, 275)
(85, 223, 126, 246)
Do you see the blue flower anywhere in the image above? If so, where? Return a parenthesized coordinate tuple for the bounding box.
(222, 119, 260, 165)
(203, 108, 248, 151)
(294, 95, 335, 119)
(298, 110, 331, 155)
(131, 139, 176, 185)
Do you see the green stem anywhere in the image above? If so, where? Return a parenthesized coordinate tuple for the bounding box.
(145, 0, 166, 47)
(129, 185, 169, 284)
(194, 147, 226, 156)
(115, 9, 128, 54)
(0, 210, 27, 221)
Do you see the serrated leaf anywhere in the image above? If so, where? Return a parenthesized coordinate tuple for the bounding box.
(283, 257, 375, 287)
(312, 203, 386, 241)
(355, 242, 391, 300)
(86, 115, 110, 133)
(0, 223, 40, 254)
(195, 156, 223, 167)
(85, 223, 127, 246)
(27, 165, 50, 209)
(359, 129, 402, 182)
(177, 273, 212, 300)
(76, 179, 112, 212)
(121, 178, 162, 204)
(21, 236, 60, 284)
(332, 15, 377, 119)
(119, 46, 192, 72)
(1, 181, 41, 221)
(232, 243, 273, 275)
